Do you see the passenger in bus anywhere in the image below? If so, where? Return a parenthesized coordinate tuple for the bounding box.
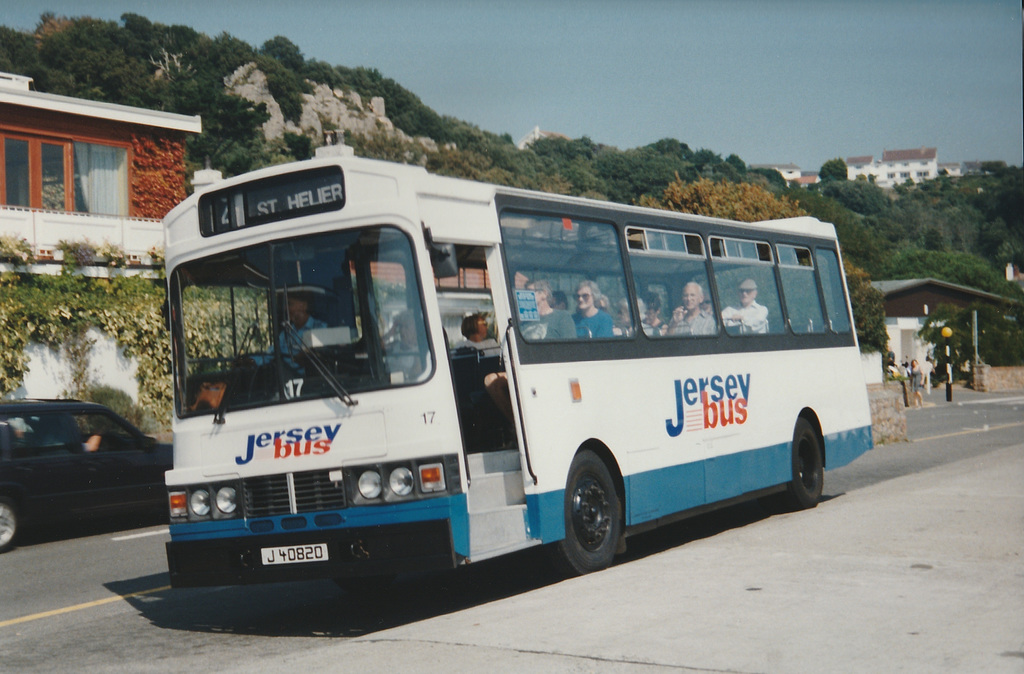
(721, 278, 769, 334)
(452, 313, 500, 353)
(550, 290, 569, 312)
(520, 280, 576, 341)
(642, 293, 666, 336)
(613, 298, 637, 337)
(668, 282, 716, 336)
(573, 280, 614, 338)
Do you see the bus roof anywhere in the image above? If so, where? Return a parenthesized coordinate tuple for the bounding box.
(163, 156, 837, 255)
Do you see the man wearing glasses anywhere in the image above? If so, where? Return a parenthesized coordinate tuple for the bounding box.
(721, 278, 769, 334)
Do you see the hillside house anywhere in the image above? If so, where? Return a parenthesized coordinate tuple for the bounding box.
(0, 71, 201, 274)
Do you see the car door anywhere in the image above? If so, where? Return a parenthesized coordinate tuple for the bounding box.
(70, 410, 167, 510)
(1, 412, 95, 522)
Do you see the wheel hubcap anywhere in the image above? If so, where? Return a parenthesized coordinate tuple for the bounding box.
(0, 505, 14, 547)
(571, 476, 610, 550)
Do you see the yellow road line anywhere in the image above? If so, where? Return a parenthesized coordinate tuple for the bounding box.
(913, 420, 1024, 443)
(0, 585, 171, 628)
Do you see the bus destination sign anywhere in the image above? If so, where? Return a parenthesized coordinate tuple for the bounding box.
(199, 165, 346, 236)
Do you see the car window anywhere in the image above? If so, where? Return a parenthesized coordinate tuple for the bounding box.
(71, 412, 139, 453)
(6, 414, 79, 459)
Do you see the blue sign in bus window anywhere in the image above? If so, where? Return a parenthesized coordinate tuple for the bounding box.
(516, 289, 540, 322)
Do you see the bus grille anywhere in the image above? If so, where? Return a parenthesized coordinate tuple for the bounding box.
(242, 470, 346, 518)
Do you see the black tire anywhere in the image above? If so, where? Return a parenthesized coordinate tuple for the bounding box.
(550, 450, 622, 576)
(0, 497, 18, 554)
(784, 418, 823, 510)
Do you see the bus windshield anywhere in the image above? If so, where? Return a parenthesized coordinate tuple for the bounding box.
(172, 225, 433, 417)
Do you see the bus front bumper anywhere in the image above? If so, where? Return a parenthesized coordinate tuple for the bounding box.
(165, 518, 458, 587)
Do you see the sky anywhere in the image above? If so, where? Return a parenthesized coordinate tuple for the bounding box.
(3, 0, 1022, 172)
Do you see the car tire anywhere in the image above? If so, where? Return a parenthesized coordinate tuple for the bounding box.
(0, 497, 18, 554)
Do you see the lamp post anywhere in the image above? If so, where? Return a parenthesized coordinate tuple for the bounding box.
(941, 326, 953, 402)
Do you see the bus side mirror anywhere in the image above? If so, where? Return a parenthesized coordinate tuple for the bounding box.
(423, 227, 458, 278)
(430, 242, 458, 278)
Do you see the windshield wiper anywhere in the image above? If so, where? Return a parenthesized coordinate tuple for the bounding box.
(283, 322, 358, 407)
(213, 320, 262, 425)
(212, 364, 246, 425)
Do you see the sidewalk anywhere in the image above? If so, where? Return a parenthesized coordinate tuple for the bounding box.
(266, 443, 1024, 673)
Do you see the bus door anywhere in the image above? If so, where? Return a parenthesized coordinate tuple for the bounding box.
(433, 241, 535, 561)
(434, 243, 513, 455)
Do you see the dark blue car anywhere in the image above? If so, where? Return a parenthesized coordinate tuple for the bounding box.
(0, 400, 172, 553)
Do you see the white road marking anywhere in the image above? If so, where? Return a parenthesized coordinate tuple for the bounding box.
(111, 528, 169, 541)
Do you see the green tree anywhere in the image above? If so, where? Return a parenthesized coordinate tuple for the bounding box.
(260, 35, 305, 72)
(843, 262, 889, 353)
(921, 302, 1024, 371)
(819, 158, 848, 182)
(882, 249, 1024, 300)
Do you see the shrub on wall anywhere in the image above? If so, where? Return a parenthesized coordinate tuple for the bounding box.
(0, 273, 171, 428)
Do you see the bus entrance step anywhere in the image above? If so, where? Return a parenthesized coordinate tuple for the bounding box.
(468, 505, 531, 561)
(467, 450, 526, 512)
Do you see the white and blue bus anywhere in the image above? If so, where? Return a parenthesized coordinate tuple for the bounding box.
(162, 154, 872, 586)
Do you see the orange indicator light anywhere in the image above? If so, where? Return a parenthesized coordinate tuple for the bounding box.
(419, 464, 445, 491)
(569, 379, 582, 402)
(169, 492, 188, 517)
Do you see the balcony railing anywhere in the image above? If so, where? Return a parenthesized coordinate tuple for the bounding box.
(0, 205, 163, 274)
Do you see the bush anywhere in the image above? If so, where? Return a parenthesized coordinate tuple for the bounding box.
(82, 384, 155, 432)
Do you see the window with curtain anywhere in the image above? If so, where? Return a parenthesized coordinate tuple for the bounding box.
(73, 142, 128, 216)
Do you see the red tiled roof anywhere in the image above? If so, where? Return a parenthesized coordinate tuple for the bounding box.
(846, 156, 874, 164)
(882, 147, 936, 162)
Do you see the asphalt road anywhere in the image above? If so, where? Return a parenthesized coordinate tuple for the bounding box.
(1, 387, 1021, 672)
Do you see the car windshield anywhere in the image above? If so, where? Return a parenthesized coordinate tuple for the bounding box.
(171, 226, 433, 417)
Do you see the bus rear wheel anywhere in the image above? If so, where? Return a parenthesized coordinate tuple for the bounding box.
(550, 450, 622, 576)
(785, 418, 823, 510)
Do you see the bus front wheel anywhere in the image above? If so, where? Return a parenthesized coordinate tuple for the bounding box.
(785, 418, 823, 510)
(551, 450, 622, 576)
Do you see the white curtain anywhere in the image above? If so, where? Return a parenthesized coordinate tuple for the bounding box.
(74, 142, 127, 216)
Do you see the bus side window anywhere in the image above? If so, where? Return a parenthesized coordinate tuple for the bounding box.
(778, 245, 826, 334)
(709, 236, 783, 336)
(500, 213, 631, 341)
(815, 248, 852, 333)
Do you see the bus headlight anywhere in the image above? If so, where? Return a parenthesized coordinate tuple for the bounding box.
(216, 486, 237, 514)
(190, 489, 211, 516)
(358, 470, 382, 499)
(389, 466, 414, 496)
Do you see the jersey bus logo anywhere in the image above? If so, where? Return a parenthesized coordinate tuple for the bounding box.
(236, 424, 340, 465)
(665, 373, 750, 437)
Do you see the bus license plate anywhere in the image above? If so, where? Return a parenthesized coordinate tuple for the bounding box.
(261, 543, 329, 566)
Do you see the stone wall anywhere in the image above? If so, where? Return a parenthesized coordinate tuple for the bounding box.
(868, 382, 907, 445)
(973, 364, 1024, 392)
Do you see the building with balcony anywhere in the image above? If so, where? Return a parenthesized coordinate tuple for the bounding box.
(0, 71, 201, 274)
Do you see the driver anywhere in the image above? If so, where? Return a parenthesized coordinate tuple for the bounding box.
(247, 291, 327, 375)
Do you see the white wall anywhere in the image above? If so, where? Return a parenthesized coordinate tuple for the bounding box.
(10, 327, 139, 401)
(861, 351, 882, 385)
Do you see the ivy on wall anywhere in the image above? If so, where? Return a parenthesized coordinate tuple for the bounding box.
(131, 133, 187, 220)
(0, 272, 171, 427)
